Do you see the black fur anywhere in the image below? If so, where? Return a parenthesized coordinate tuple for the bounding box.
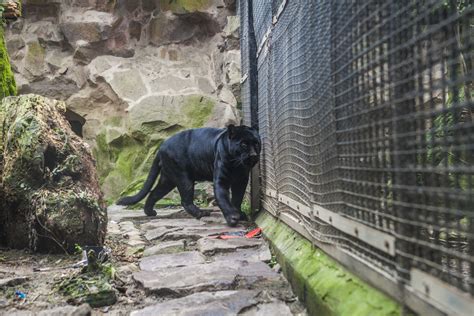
(117, 125, 261, 226)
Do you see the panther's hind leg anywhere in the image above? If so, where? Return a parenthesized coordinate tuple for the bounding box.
(144, 176, 175, 216)
(175, 177, 210, 219)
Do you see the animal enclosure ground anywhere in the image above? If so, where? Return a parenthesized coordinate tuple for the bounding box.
(0, 206, 306, 315)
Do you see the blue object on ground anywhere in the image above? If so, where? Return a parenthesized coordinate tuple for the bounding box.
(15, 290, 26, 299)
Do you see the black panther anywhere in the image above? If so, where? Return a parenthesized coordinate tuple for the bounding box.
(117, 125, 261, 226)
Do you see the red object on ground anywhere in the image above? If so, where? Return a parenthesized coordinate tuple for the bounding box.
(208, 227, 263, 240)
(218, 234, 241, 240)
(245, 228, 262, 238)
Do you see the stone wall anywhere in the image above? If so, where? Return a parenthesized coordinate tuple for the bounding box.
(5, 0, 241, 201)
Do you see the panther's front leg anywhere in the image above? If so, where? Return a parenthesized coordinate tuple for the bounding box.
(231, 172, 250, 221)
(214, 167, 241, 226)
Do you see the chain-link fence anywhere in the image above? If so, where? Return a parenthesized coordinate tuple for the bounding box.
(240, 1, 473, 314)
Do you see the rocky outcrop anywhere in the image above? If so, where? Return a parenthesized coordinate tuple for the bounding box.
(0, 94, 107, 253)
(5, 0, 241, 201)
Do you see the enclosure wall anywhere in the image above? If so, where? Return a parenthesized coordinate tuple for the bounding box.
(240, 1, 474, 315)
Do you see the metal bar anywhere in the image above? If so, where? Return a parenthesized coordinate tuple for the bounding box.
(272, 0, 287, 25)
(246, 0, 260, 213)
(411, 269, 474, 316)
(265, 189, 277, 199)
(240, 73, 248, 84)
(256, 27, 271, 58)
(272, 192, 396, 256)
(278, 194, 312, 219)
(313, 204, 396, 256)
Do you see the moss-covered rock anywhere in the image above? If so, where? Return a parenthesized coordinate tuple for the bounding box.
(96, 94, 215, 203)
(0, 28, 16, 99)
(55, 258, 117, 308)
(159, 0, 212, 14)
(0, 94, 107, 253)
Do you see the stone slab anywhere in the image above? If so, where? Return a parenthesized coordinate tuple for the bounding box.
(163, 226, 245, 241)
(241, 301, 292, 316)
(197, 237, 263, 255)
(118, 221, 145, 247)
(142, 240, 186, 257)
(199, 212, 227, 225)
(144, 227, 183, 241)
(139, 251, 205, 271)
(140, 218, 205, 231)
(212, 247, 272, 263)
(133, 261, 280, 296)
(7, 304, 91, 316)
(130, 290, 259, 316)
(0, 276, 28, 288)
(107, 206, 187, 222)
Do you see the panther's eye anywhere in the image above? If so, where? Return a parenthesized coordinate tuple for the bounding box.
(240, 142, 248, 149)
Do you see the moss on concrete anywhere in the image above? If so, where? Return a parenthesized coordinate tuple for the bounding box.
(183, 95, 215, 128)
(256, 212, 401, 316)
(159, 0, 211, 13)
(26, 41, 44, 59)
(0, 28, 16, 99)
(95, 132, 163, 204)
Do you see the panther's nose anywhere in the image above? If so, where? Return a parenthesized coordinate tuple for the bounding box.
(249, 147, 258, 157)
(249, 155, 259, 166)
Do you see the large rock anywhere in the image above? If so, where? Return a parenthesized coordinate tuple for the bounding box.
(139, 251, 205, 270)
(197, 237, 263, 255)
(7, 304, 92, 316)
(0, 94, 107, 252)
(131, 290, 259, 316)
(149, 11, 220, 46)
(24, 21, 64, 44)
(59, 9, 115, 45)
(133, 260, 281, 296)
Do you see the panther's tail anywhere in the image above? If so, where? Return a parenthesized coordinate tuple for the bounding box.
(116, 154, 161, 205)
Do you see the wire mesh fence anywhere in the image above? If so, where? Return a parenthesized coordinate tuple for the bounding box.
(240, 0, 473, 313)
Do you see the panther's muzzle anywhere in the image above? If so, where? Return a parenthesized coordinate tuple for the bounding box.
(247, 147, 259, 166)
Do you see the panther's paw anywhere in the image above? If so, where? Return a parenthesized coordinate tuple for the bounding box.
(198, 209, 211, 218)
(144, 208, 157, 216)
(225, 212, 240, 227)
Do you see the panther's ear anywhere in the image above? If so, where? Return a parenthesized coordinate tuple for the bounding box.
(227, 124, 236, 139)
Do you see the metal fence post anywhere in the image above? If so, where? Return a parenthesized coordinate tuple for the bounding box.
(245, 0, 261, 216)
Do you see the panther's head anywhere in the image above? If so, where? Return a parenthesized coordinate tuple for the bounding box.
(226, 124, 261, 167)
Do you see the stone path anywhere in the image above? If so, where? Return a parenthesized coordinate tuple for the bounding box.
(108, 205, 306, 315)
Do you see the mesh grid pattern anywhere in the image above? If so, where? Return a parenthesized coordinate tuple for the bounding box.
(239, 0, 251, 126)
(241, 0, 474, 298)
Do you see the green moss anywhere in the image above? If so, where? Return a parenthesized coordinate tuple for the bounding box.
(96, 129, 166, 202)
(241, 197, 251, 217)
(1, 95, 107, 252)
(55, 261, 117, 308)
(183, 95, 215, 128)
(103, 116, 123, 127)
(0, 28, 17, 99)
(159, 0, 211, 13)
(26, 41, 45, 65)
(256, 212, 401, 316)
